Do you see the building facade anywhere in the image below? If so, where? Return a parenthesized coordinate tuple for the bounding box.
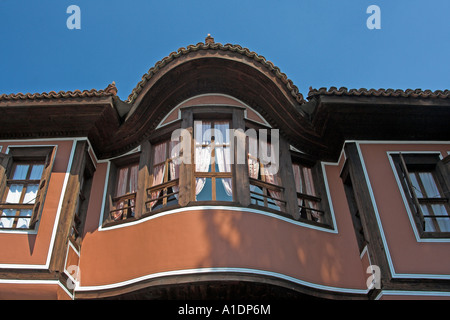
(0, 36, 449, 300)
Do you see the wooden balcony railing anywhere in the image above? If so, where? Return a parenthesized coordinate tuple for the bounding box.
(110, 192, 136, 221)
(145, 178, 179, 213)
(249, 178, 286, 211)
(296, 192, 324, 223)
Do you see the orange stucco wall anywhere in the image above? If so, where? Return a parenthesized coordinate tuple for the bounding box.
(0, 140, 74, 267)
(358, 143, 450, 276)
(77, 154, 369, 293)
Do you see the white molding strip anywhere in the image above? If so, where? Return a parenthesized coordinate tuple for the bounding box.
(75, 267, 369, 295)
(375, 290, 450, 300)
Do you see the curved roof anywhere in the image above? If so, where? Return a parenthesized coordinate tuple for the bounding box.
(126, 38, 306, 105)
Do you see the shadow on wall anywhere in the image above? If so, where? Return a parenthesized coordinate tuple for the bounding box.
(194, 209, 348, 287)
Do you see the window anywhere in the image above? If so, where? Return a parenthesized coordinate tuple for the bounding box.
(0, 147, 55, 230)
(110, 162, 139, 221)
(146, 140, 179, 212)
(0, 162, 44, 229)
(392, 153, 450, 236)
(247, 134, 285, 212)
(193, 120, 233, 202)
(292, 162, 324, 223)
(69, 153, 95, 246)
(340, 161, 367, 252)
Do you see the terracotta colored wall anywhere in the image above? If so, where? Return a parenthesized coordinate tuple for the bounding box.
(358, 143, 450, 276)
(0, 283, 72, 300)
(0, 140, 74, 266)
(77, 155, 369, 293)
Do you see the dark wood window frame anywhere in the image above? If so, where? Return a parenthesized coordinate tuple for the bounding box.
(290, 150, 334, 228)
(68, 151, 95, 248)
(340, 160, 369, 252)
(145, 139, 180, 214)
(0, 146, 56, 230)
(192, 119, 234, 203)
(391, 153, 450, 238)
(246, 126, 286, 214)
(103, 152, 141, 226)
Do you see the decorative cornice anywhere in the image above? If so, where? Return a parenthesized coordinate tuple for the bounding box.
(307, 87, 450, 100)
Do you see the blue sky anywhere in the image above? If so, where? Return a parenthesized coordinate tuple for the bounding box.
(1, 0, 449, 101)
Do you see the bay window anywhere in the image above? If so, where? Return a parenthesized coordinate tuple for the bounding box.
(101, 105, 333, 229)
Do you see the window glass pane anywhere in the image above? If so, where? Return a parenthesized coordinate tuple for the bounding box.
(29, 165, 44, 180)
(250, 185, 264, 206)
(267, 197, 281, 211)
(153, 142, 167, 165)
(431, 204, 450, 232)
(194, 121, 212, 145)
(302, 167, 316, 197)
(214, 122, 230, 145)
(418, 172, 440, 198)
(0, 210, 15, 228)
(421, 205, 436, 232)
(195, 145, 211, 173)
(23, 184, 39, 204)
(152, 163, 165, 187)
(17, 209, 32, 229)
(169, 140, 180, 181)
(216, 146, 231, 173)
(196, 178, 212, 201)
(13, 165, 29, 180)
(292, 164, 302, 193)
(129, 164, 139, 193)
(248, 156, 259, 179)
(409, 173, 423, 197)
(6, 184, 23, 203)
(216, 178, 233, 201)
(116, 167, 128, 197)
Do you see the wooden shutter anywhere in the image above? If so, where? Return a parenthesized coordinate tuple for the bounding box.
(29, 147, 56, 228)
(437, 155, 450, 191)
(0, 153, 13, 200)
(398, 153, 425, 229)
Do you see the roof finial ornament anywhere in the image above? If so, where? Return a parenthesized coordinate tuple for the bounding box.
(205, 33, 214, 44)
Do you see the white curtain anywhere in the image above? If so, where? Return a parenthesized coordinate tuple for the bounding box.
(262, 166, 283, 208)
(149, 142, 167, 208)
(0, 185, 22, 228)
(292, 163, 321, 221)
(259, 141, 282, 208)
(248, 135, 260, 194)
(195, 121, 211, 197)
(214, 121, 232, 197)
(169, 140, 180, 199)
